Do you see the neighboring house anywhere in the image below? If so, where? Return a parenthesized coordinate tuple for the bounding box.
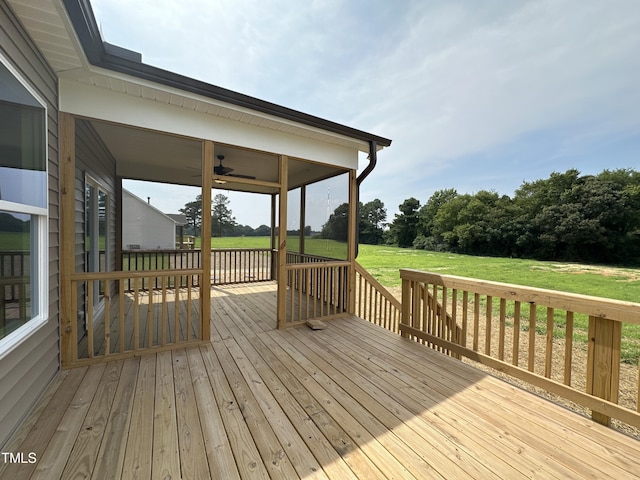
(122, 189, 176, 250)
(0, 0, 391, 447)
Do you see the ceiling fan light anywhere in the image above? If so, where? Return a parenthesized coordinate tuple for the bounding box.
(214, 178, 227, 184)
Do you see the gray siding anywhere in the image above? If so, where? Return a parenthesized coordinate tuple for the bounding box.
(0, 1, 60, 447)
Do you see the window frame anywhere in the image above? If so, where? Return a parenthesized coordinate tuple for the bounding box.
(0, 52, 49, 359)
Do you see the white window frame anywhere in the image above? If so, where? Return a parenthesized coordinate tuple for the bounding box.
(0, 52, 48, 359)
(84, 175, 109, 321)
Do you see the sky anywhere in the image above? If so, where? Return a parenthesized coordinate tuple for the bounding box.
(92, 0, 640, 229)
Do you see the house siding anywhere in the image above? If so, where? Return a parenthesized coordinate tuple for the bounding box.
(123, 190, 176, 250)
(0, 1, 60, 447)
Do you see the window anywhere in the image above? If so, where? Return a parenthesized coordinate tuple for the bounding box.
(85, 178, 109, 310)
(0, 56, 48, 355)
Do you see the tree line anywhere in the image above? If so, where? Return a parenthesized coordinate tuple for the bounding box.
(179, 193, 272, 237)
(180, 168, 640, 265)
(385, 168, 640, 264)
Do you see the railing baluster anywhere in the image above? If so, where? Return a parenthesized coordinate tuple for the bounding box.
(473, 293, 480, 351)
(104, 280, 111, 356)
(528, 303, 536, 372)
(119, 279, 125, 353)
(87, 281, 94, 358)
(564, 311, 574, 386)
(161, 275, 167, 346)
(451, 289, 458, 345)
(545, 307, 554, 378)
(499, 298, 506, 360)
(513, 301, 521, 366)
(485, 295, 492, 356)
(133, 277, 140, 351)
(462, 291, 468, 348)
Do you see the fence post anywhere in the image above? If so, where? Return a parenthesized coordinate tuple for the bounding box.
(586, 315, 621, 426)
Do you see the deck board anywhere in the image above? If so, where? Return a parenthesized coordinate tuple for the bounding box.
(2, 282, 639, 479)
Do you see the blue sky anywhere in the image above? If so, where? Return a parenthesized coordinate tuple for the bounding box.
(92, 0, 640, 228)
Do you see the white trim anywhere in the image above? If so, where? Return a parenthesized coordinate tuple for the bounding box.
(0, 51, 49, 357)
(0, 200, 47, 216)
(61, 65, 370, 152)
(59, 78, 360, 170)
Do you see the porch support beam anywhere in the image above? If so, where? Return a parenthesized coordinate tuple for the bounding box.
(59, 112, 76, 367)
(270, 193, 277, 280)
(347, 169, 357, 314)
(200, 140, 213, 340)
(115, 176, 123, 271)
(276, 155, 289, 328)
(299, 185, 306, 255)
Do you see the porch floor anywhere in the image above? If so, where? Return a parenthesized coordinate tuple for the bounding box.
(2, 282, 638, 479)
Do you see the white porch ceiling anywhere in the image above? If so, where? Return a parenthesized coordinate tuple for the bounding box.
(91, 120, 346, 194)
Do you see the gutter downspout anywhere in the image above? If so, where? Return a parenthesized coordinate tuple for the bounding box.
(354, 140, 378, 258)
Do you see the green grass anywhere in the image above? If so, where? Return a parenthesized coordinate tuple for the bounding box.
(356, 244, 640, 302)
(0, 232, 29, 250)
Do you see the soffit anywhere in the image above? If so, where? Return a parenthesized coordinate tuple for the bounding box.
(7, 0, 85, 72)
(62, 68, 370, 154)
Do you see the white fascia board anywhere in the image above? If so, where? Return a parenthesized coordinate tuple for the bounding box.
(59, 76, 360, 170)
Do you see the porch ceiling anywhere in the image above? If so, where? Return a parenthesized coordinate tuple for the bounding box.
(91, 120, 347, 194)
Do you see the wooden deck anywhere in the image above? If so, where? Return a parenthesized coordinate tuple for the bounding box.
(2, 282, 638, 479)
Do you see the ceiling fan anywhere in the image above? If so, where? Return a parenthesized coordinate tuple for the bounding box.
(213, 155, 256, 179)
(189, 155, 256, 180)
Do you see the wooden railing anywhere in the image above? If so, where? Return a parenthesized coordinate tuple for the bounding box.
(400, 268, 640, 429)
(67, 269, 204, 367)
(286, 251, 337, 264)
(121, 248, 272, 289)
(354, 262, 401, 333)
(0, 252, 30, 330)
(283, 261, 350, 327)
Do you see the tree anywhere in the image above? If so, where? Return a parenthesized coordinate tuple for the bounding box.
(359, 199, 387, 244)
(321, 202, 349, 241)
(211, 194, 237, 237)
(253, 224, 271, 236)
(417, 189, 458, 238)
(179, 195, 202, 236)
(389, 197, 420, 247)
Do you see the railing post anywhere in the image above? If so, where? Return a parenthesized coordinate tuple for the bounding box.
(586, 315, 621, 426)
(401, 274, 411, 338)
(59, 112, 76, 367)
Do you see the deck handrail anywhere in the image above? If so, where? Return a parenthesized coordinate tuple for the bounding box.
(282, 261, 350, 327)
(399, 268, 640, 429)
(121, 247, 273, 288)
(354, 262, 402, 333)
(66, 269, 205, 367)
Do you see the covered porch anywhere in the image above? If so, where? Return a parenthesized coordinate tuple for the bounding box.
(2, 282, 638, 479)
(59, 80, 371, 366)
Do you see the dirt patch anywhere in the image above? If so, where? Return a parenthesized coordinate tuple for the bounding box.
(530, 263, 640, 282)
